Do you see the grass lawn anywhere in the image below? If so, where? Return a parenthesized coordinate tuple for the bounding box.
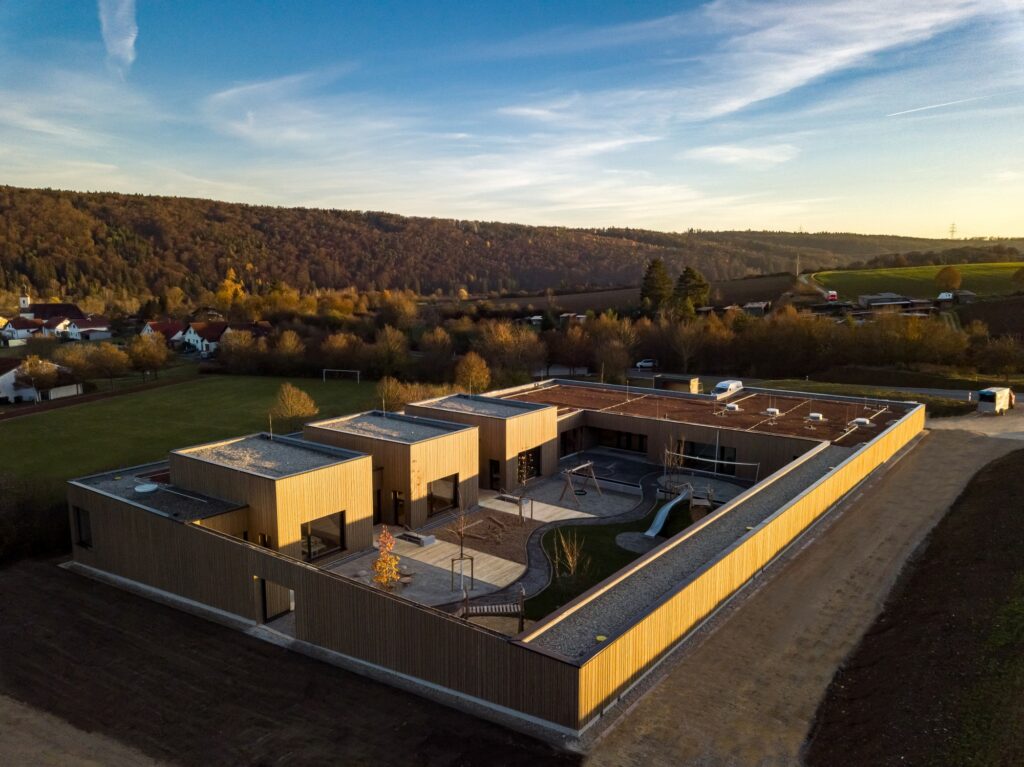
(0, 374, 377, 506)
(813, 262, 1024, 300)
(757, 379, 974, 417)
(525, 499, 690, 620)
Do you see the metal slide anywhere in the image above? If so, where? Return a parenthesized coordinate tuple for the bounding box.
(644, 489, 691, 538)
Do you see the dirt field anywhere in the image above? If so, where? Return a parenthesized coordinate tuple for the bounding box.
(0, 560, 578, 767)
(806, 447, 1024, 766)
(583, 429, 1017, 765)
(433, 508, 544, 564)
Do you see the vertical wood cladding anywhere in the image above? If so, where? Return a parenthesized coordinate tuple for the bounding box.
(404, 403, 557, 490)
(304, 421, 479, 529)
(169, 447, 374, 556)
(65, 485, 579, 728)
(571, 405, 925, 727)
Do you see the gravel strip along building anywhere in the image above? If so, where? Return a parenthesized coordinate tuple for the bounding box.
(66, 380, 924, 741)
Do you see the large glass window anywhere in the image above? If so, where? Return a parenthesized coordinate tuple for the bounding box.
(596, 429, 647, 453)
(427, 474, 459, 516)
(301, 511, 345, 562)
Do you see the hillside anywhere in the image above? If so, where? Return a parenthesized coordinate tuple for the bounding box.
(814, 262, 1024, 299)
(2, 185, 1022, 302)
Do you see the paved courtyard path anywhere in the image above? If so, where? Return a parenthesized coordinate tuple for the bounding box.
(584, 429, 1017, 767)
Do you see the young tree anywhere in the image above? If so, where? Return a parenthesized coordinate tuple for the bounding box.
(89, 343, 131, 389)
(268, 382, 319, 434)
(640, 258, 673, 311)
(418, 326, 454, 382)
(51, 343, 94, 381)
(454, 351, 491, 393)
(127, 333, 171, 379)
(673, 266, 710, 308)
(14, 355, 58, 401)
(935, 265, 963, 291)
(372, 526, 401, 591)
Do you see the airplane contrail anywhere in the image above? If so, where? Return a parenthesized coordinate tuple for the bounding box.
(886, 95, 987, 117)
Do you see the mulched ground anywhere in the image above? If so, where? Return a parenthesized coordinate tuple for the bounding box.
(434, 509, 544, 565)
(805, 447, 1024, 767)
(0, 559, 579, 767)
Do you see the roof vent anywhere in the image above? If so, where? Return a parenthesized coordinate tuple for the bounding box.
(725, 402, 741, 412)
(852, 417, 874, 427)
(808, 412, 825, 422)
(134, 483, 159, 494)
(764, 407, 780, 417)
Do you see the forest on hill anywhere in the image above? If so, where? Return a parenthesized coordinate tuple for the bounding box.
(2, 185, 1021, 304)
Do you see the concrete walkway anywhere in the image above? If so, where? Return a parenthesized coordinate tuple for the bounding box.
(584, 429, 1018, 765)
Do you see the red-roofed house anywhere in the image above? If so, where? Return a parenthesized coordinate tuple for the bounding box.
(67, 315, 112, 341)
(17, 292, 86, 321)
(2, 316, 45, 341)
(141, 320, 186, 345)
(42, 317, 73, 338)
(182, 321, 230, 354)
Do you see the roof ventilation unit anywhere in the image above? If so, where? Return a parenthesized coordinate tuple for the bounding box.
(808, 412, 825, 422)
(764, 407, 780, 417)
(725, 402, 741, 412)
(852, 417, 874, 427)
(134, 483, 159, 494)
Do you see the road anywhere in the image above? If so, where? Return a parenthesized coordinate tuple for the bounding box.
(584, 428, 1018, 766)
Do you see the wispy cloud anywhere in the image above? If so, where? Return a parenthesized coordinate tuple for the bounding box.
(98, 0, 138, 75)
(887, 95, 989, 116)
(683, 143, 799, 167)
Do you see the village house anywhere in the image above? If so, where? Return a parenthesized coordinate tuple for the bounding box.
(141, 320, 186, 345)
(0, 358, 82, 404)
(67, 315, 113, 341)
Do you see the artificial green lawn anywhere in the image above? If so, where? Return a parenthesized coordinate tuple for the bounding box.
(525, 499, 689, 620)
(814, 262, 1024, 300)
(757, 379, 975, 417)
(0, 374, 376, 505)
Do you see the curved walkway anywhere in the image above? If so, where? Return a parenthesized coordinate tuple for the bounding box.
(439, 473, 662, 611)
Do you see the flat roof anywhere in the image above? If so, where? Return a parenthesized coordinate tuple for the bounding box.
(417, 393, 552, 419)
(75, 463, 244, 522)
(505, 382, 910, 446)
(309, 410, 474, 444)
(176, 434, 364, 478)
(529, 444, 853, 659)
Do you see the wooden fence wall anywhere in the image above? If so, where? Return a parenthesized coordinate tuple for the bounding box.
(571, 404, 925, 727)
(66, 484, 580, 728)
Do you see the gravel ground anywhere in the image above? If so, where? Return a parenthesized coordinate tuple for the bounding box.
(530, 445, 853, 658)
(318, 412, 462, 443)
(188, 435, 340, 476)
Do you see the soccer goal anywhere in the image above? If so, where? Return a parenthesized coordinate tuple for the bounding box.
(322, 368, 361, 384)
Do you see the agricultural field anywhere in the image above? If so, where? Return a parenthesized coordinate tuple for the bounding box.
(0, 374, 376, 506)
(476, 273, 799, 314)
(813, 262, 1024, 299)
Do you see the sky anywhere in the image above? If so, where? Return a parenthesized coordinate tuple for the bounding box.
(1, 1, 1023, 237)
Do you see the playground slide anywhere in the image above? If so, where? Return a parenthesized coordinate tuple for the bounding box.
(644, 489, 690, 538)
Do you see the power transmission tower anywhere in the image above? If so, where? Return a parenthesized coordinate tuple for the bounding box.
(949, 222, 957, 239)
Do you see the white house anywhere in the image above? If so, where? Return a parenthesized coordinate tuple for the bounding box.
(2, 317, 45, 341)
(181, 321, 229, 354)
(42, 317, 72, 338)
(141, 320, 186, 345)
(67, 316, 112, 341)
(0, 359, 82, 404)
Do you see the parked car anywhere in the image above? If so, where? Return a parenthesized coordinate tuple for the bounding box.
(713, 379, 744, 396)
(634, 359, 659, 370)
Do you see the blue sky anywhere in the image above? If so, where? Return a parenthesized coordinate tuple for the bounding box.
(1, 1, 1022, 236)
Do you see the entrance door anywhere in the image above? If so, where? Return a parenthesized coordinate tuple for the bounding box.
(260, 578, 294, 623)
(392, 490, 406, 527)
(489, 459, 501, 491)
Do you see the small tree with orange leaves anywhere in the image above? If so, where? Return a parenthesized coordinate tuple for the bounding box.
(372, 525, 401, 591)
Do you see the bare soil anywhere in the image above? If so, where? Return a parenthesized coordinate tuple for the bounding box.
(583, 429, 1016, 766)
(0, 559, 578, 767)
(434, 509, 545, 564)
(805, 447, 1024, 766)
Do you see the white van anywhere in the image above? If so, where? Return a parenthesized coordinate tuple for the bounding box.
(977, 387, 1015, 415)
(713, 380, 744, 397)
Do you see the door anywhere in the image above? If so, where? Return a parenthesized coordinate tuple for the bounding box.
(489, 459, 501, 491)
(260, 579, 294, 623)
